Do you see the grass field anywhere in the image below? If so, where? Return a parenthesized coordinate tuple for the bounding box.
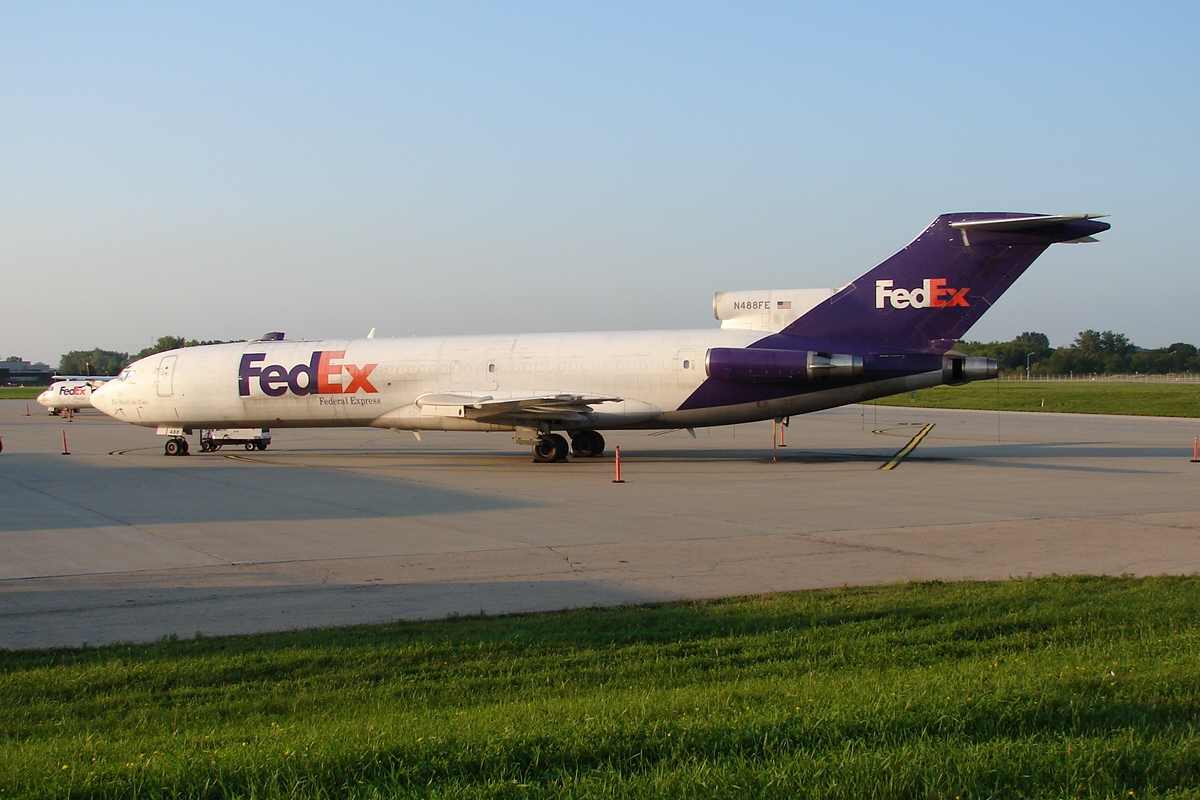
(4, 575, 1200, 798)
(0, 387, 42, 399)
(873, 380, 1200, 417)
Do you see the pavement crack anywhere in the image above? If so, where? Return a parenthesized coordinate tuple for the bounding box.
(546, 545, 583, 573)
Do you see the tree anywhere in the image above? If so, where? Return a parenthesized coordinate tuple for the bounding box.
(132, 336, 244, 360)
(1073, 330, 1103, 354)
(1014, 332, 1050, 351)
(1099, 330, 1132, 356)
(4, 356, 23, 362)
(956, 332, 1052, 372)
(58, 349, 129, 376)
(134, 336, 187, 360)
(963, 330, 1199, 376)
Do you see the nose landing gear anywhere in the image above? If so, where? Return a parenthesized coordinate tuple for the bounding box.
(164, 436, 190, 456)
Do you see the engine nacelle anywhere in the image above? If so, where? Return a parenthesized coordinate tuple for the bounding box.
(706, 348, 863, 385)
(942, 354, 997, 385)
(712, 287, 845, 333)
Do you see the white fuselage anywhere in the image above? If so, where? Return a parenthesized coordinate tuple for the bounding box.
(90, 329, 944, 433)
(37, 380, 100, 412)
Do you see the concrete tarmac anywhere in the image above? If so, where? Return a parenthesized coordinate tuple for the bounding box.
(2, 398, 1199, 649)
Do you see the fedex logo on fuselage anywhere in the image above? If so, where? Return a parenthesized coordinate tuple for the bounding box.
(238, 351, 378, 398)
(875, 279, 969, 310)
(59, 385, 89, 396)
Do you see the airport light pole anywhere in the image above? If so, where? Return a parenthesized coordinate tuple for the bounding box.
(1026, 352, 1035, 380)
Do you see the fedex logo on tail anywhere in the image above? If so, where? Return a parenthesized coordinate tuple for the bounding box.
(875, 279, 969, 310)
(238, 351, 378, 397)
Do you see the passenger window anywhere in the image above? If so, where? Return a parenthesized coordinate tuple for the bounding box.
(683, 360, 690, 369)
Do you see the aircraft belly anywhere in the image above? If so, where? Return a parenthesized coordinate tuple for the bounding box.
(654, 371, 944, 428)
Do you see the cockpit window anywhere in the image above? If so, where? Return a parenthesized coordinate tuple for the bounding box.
(117, 369, 135, 382)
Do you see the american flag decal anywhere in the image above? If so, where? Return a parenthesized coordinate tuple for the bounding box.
(776, 300, 792, 309)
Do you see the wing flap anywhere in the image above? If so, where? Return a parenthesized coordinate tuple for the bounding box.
(414, 392, 623, 421)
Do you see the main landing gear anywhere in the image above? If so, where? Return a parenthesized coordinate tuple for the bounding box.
(164, 436, 190, 456)
(532, 433, 569, 463)
(571, 430, 605, 458)
(530, 431, 606, 463)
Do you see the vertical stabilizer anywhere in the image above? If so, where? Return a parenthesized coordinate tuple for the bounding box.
(775, 213, 1109, 352)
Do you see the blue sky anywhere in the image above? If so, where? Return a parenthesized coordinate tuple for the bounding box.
(3, 1, 1198, 364)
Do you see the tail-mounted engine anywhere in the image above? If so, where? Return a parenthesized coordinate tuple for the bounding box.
(706, 348, 863, 385)
(942, 353, 997, 385)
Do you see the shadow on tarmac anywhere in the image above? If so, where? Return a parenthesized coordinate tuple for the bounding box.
(0, 453, 538, 532)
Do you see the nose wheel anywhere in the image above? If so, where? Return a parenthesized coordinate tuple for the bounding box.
(164, 436, 190, 456)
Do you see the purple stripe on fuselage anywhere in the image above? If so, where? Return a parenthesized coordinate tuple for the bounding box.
(677, 337, 941, 411)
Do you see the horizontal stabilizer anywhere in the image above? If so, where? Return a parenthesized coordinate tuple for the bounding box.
(948, 214, 1109, 247)
(949, 214, 1107, 232)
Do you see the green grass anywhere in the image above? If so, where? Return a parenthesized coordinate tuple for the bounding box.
(873, 380, 1200, 417)
(5, 576, 1200, 798)
(0, 387, 42, 399)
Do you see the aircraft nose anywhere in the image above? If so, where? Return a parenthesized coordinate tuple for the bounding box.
(89, 380, 118, 412)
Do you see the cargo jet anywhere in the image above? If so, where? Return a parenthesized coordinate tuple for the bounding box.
(37, 378, 110, 415)
(92, 213, 1109, 459)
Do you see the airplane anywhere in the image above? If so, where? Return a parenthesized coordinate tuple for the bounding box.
(91, 212, 1110, 459)
(36, 378, 112, 415)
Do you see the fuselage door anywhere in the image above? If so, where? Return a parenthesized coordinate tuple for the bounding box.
(157, 355, 177, 397)
(450, 360, 462, 384)
(676, 348, 699, 384)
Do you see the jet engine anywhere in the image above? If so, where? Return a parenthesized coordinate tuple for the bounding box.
(942, 353, 997, 385)
(706, 348, 863, 385)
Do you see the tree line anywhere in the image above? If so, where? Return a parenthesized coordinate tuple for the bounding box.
(957, 331, 1200, 376)
(57, 337, 242, 376)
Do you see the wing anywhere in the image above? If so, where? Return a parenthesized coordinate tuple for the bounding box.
(414, 391, 623, 424)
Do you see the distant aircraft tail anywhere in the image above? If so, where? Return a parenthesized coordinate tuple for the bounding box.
(778, 213, 1110, 352)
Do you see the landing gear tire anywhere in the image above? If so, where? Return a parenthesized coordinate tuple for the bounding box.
(571, 431, 605, 458)
(532, 433, 569, 463)
(245, 442, 256, 451)
(164, 437, 189, 456)
(255, 441, 268, 451)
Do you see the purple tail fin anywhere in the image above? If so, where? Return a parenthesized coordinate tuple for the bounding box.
(779, 213, 1110, 353)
